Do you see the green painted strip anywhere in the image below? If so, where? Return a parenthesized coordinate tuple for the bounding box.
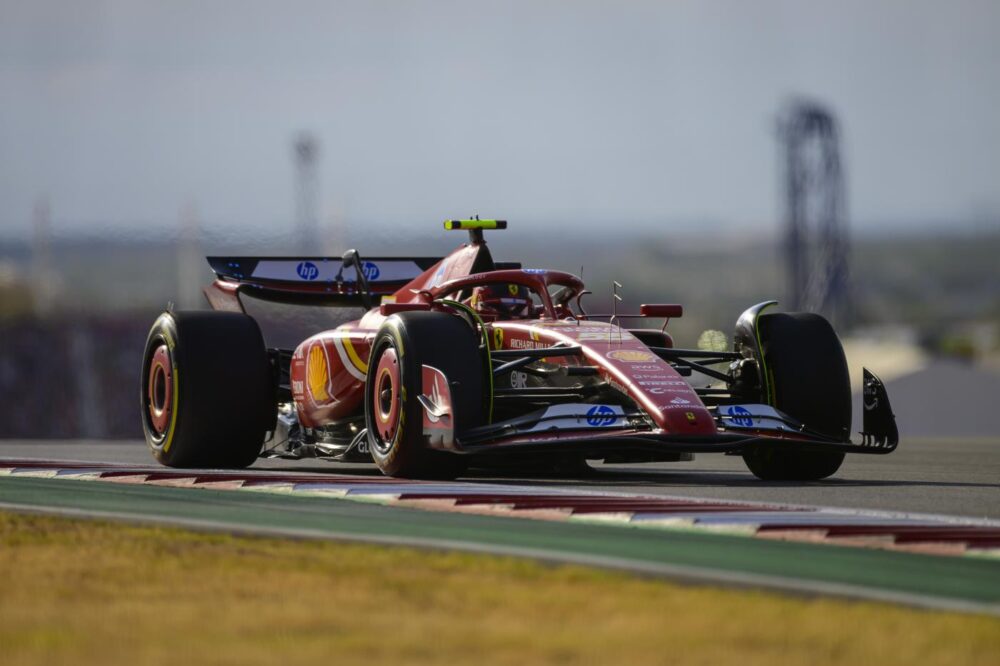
(1, 477, 998, 611)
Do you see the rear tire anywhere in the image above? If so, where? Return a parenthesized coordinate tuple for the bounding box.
(365, 311, 483, 479)
(742, 312, 849, 481)
(140, 311, 275, 468)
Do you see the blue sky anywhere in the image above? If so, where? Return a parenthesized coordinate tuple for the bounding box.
(1, 0, 998, 238)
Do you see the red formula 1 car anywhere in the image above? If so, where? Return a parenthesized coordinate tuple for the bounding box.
(141, 220, 898, 480)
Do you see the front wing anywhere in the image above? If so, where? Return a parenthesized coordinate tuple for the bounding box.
(446, 369, 899, 460)
(460, 430, 895, 460)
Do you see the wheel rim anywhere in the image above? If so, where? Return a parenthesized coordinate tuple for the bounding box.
(371, 345, 401, 454)
(146, 343, 173, 437)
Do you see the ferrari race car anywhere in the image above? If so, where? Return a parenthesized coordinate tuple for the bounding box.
(141, 219, 898, 481)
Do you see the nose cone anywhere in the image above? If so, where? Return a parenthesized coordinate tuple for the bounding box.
(602, 348, 716, 435)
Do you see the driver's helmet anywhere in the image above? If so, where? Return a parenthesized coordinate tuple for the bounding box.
(470, 283, 532, 319)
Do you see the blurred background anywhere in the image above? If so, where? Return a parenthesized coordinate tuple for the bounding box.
(1, 0, 998, 439)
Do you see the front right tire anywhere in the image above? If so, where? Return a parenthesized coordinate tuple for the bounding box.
(742, 312, 850, 481)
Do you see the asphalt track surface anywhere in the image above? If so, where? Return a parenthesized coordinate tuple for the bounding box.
(2, 437, 998, 520)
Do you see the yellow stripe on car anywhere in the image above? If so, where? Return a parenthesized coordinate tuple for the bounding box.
(342, 336, 369, 374)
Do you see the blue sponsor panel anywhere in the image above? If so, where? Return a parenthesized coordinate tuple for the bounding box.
(726, 405, 754, 427)
(246, 259, 428, 284)
(296, 261, 320, 281)
(586, 405, 618, 427)
(718, 404, 800, 433)
(524, 404, 626, 432)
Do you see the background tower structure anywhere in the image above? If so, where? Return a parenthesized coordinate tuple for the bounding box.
(293, 133, 320, 253)
(778, 101, 851, 327)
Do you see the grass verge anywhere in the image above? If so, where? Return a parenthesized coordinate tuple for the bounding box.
(1, 510, 998, 665)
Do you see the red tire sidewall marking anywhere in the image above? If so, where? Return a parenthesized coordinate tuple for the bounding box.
(148, 343, 172, 435)
(373, 346, 401, 443)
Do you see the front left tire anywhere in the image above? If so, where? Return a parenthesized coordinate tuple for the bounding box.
(365, 311, 484, 479)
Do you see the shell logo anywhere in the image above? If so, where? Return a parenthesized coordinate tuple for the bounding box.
(606, 349, 656, 363)
(307, 344, 330, 402)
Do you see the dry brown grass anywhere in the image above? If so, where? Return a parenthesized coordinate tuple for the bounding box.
(0, 511, 997, 665)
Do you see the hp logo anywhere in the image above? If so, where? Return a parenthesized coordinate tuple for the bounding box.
(726, 405, 754, 427)
(296, 261, 319, 281)
(586, 405, 617, 427)
(361, 261, 380, 280)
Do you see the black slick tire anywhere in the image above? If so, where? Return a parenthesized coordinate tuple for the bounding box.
(742, 312, 850, 481)
(365, 311, 483, 479)
(140, 311, 275, 468)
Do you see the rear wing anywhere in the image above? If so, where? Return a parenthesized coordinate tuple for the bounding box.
(203, 255, 441, 312)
